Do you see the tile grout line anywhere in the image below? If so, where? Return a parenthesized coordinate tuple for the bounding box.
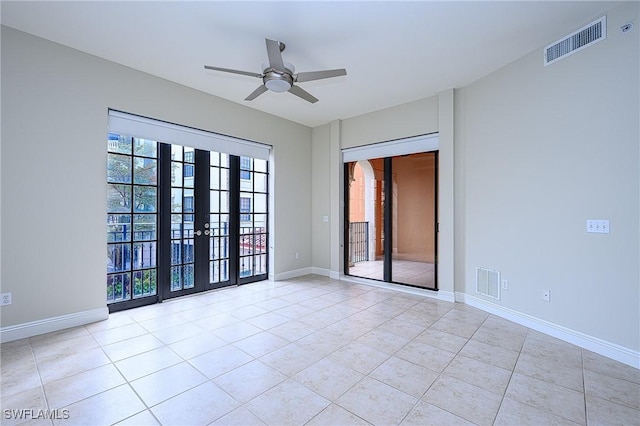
(491, 319, 528, 425)
(581, 348, 588, 426)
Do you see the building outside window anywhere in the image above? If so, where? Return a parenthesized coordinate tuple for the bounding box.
(240, 156, 251, 180)
(240, 196, 251, 222)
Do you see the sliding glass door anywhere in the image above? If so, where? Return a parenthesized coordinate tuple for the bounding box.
(344, 151, 438, 290)
(107, 134, 269, 312)
(390, 153, 438, 288)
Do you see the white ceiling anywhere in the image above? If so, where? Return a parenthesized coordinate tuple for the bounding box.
(1, 1, 617, 127)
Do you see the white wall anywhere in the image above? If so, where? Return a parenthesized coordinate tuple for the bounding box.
(455, 2, 639, 354)
(0, 27, 312, 330)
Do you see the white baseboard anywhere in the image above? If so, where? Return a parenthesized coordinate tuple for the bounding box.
(456, 292, 640, 369)
(310, 267, 331, 277)
(308, 267, 341, 280)
(0, 307, 109, 343)
(273, 267, 313, 281)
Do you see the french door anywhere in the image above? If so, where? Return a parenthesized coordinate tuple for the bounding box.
(107, 134, 269, 312)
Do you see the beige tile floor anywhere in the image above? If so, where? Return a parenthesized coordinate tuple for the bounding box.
(1, 275, 639, 426)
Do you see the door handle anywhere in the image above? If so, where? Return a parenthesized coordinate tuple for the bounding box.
(194, 230, 202, 237)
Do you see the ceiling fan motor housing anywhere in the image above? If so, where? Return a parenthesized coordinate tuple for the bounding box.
(263, 68, 294, 92)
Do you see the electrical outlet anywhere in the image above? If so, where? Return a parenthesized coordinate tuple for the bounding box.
(542, 289, 550, 302)
(1, 292, 12, 306)
(502, 280, 508, 290)
(295, 252, 300, 259)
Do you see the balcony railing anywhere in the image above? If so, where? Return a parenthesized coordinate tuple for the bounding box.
(349, 221, 369, 264)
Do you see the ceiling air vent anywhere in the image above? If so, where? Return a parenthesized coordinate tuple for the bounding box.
(544, 16, 606, 66)
(476, 267, 500, 300)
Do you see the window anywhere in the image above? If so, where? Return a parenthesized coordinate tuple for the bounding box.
(240, 197, 251, 222)
(184, 196, 194, 213)
(240, 156, 251, 180)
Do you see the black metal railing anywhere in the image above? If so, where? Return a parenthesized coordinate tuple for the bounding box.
(349, 221, 369, 264)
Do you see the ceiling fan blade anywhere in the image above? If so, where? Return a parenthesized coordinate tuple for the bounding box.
(204, 65, 262, 78)
(295, 69, 347, 83)
(265, 39, 286, 72)
(288, 85, 319, 103)
(245, 85, 268, 101)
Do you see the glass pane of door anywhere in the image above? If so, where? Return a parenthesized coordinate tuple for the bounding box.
(209, 152, 231, 285)
(169, 146, 196, 292)
(239, 157, 269, 282)
(346, 159, 384, 281)
(391, 152, 437, 289)
(107, 134, 158, 307)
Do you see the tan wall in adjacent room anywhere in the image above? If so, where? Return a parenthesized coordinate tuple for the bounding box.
(394, 153, 437, 262)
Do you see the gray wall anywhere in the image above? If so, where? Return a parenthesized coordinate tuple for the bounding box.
(311, 124, 332, 271)
(340, 97, 439, 149)
(455, 2, 639, 351)
(1, 27, 312, 327)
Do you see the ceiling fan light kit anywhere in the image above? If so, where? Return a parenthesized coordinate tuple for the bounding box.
(263, 69, 293, 92)
(204, 38, 346, 104)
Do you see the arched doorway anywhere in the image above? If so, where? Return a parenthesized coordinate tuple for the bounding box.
(347, 160, 377, 267)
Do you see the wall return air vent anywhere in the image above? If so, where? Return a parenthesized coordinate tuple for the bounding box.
(476, 267, 501, 300)
(544, 16, 606, 66)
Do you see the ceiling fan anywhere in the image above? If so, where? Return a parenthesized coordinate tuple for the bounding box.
(204, 38, 347, 104)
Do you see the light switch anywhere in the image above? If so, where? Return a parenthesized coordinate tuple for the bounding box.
(586, 219, 610, 234)
(322, 216, 329, 223)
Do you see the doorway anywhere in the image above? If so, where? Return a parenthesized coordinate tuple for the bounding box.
(344, 151, 438, 290)
(107, 134, 269, 312)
